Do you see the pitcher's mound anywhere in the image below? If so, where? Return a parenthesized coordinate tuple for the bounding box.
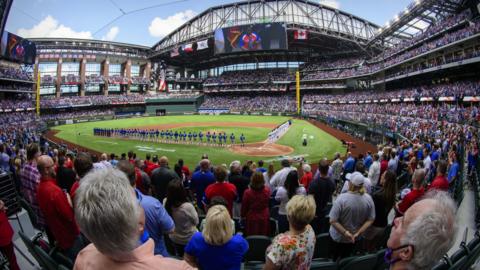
(231, 142, 294, 157)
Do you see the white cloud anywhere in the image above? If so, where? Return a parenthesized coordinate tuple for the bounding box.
(102, 26, 119, 41)
(319, 0, 340, 9)
(148, 10, 196, 38)
(17, 15, 93, 39)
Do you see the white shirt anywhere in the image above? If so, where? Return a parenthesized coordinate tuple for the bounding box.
(269, 166, 296, 190)
(275, 186, 307, 215)
(368, 161, 381, 186)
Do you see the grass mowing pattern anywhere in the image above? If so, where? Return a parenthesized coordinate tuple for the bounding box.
(53, 115, 345, 168)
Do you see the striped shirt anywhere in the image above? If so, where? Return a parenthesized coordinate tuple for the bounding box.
(20, 161, 45, 228)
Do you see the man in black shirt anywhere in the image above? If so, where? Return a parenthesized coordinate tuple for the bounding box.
(308, 159, 335, 234)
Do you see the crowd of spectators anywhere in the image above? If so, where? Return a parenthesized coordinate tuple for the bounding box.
(201, 94, 297, 112)
(40, 110, 115, 121)
(303, 79, 480, 103)
(310, 104, 477, 144)
(61, 74, 80, 84)
(0, 131, 466, 269)
(0, 65, 33, 82)
(107, 75, 129, 85)
(204, 69, 294, 85)
(302, 13, 480, 81)
(203, 84, 288, 93)
(301, 57, 364, 71)
(0, 95, 34, 111)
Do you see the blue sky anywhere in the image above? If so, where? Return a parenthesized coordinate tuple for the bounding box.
(6, 0, 412, 47)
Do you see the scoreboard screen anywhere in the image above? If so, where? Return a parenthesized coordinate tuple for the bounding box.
(214, 22, 287, 55)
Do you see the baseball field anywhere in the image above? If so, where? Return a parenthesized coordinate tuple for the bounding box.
(50, 115, 347, 168)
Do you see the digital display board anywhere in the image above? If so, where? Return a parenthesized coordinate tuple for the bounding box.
(214, 22, 287, 54)
(0, 31, 36, 64)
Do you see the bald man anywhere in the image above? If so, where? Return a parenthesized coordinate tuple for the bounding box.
(150, 156, 179, 201)
(36, 155, 84, 260)
(385, 191, 456, 270)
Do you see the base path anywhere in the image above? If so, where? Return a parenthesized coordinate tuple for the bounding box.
(231, 143, 294, 157)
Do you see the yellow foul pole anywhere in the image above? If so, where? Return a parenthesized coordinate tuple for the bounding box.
(296, 70, 300, 115)
(36, 70, 40, 116)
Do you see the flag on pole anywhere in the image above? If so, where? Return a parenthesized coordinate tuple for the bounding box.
(294, 29, 308, 40)
(158, 69, 167, 92)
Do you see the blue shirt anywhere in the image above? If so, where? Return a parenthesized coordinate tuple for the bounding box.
(343, 157, 355, 173)
(364, 155, 373, 170)
(256, 167, 267, 173)
(431, 151, 440, 161)
(447, 162, 459, 183)
(191, 170, 215, 206)
(185, 232, 248, 270)
(135, 189, 174, 257)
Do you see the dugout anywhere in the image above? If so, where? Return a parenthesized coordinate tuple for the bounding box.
(145, 96, 204, 114)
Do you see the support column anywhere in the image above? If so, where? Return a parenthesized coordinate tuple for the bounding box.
(143, 62, 151, 91)
(102, 58, 109, 96)
(33, 56, 39, 94)
(125, 59, 131, 95)
(79, 58, 86, 97)
(56, 58, 62, 98)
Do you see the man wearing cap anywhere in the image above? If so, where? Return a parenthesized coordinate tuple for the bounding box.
(341, 171, 372, 194)
(329, 172, 375, 260)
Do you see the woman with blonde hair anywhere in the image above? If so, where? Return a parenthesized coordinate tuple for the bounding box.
(263, 162, 275, 193)
(264, 195, 316, 269)
(184, 205, 248, 270)
(241, 172, 271, 236)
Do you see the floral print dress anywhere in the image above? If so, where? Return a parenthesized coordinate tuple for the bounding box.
(266, 225, 316, 270)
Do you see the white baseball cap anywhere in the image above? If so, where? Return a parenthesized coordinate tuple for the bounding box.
(349, 172, 366, 187)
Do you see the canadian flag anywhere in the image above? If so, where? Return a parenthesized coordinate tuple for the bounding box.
(294, 29, 308, 40)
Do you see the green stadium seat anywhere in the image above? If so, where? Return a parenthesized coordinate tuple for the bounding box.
(313, 233, 331, 260)
(339, 253, 377, 270)
(18, 231, 44, 267)
(244, 236, 271, 264)
(268, 218, 279, 238)
(33, 245, 59, 270)
(310, 260, 338, 270)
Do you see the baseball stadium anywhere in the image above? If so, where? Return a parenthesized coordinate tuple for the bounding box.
(0, 0, 480, 269)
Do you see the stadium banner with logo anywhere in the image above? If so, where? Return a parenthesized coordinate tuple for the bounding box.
(214, 22, 287, 54)
(197, 39, 208, 50)
(294, 29, 307, 40)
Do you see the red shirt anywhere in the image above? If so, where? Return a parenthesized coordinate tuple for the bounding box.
(70, 181, 80, 202)
(430, 175, 449, 191)
(380, 160, 388, 175)
(300, 172, 313, 191)
(205, 182, 237, 215)
(135, 168, 147, 194)
(0, 211, 14, 246)
(182, 166, 190, 179)
(145, 163, 159, 177)
(397, 187, 425, 215)
(37, 177, 79, 250)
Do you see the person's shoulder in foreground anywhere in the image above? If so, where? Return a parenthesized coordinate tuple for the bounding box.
(74, 240, 196, 270)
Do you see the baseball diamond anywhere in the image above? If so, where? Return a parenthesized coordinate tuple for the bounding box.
(48, 115, 348, 169)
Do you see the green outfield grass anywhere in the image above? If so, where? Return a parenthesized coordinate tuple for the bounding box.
(52, 115, 346, 168)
